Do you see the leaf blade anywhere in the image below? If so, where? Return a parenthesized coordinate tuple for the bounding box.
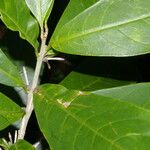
(10, 140, 35, 150)
(25, 0, 54, 25)
(0, 49, 24, 87)
(93, 82, 150, 108)
(50, 0, 150, 56)
(34, 84, 150, 150)
(0, 93, 23, 130)
(0, 0, 39, 49)
(60, 58, 135, 91)
(61, 72, 131, 91)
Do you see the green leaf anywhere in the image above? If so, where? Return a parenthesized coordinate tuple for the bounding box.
(25, 0, 54, 26)
(34, 84, 150, 150)
(61, 72, 133, 91)
(0, 0, 39, 49)
(10, 140, 35, 150)
(50, 0, 150, 56)
(61, 72, 130, 91)
(0, 49, 24, 87)
(0, 93, 23, 130)
(93, 82, 150, 108)
(60, 58, 134, 91)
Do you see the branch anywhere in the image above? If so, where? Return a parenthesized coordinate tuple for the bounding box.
(18, 25, 48, 139)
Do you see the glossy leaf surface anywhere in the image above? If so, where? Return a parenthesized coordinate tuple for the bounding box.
(0, 49, 24, 87)
(0, 0, 39, 49)
(10, 140, 35, 150)
(34, 84, 150, 150)
(0, 93, 23, 130)
(25, 0, 54, 26)
(50, 0, 150, 56)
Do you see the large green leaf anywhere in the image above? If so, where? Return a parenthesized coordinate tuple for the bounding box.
(93, 82, 150, 108)
(0, 49, 24, 87)
(0, 0, 39, 49)
(0, 93, 23, 130)
(50, 0, 150, 56)
(34, 84, 150, 150)
(61, 72, 132, 91)
(10, 140, 35, 150)
(25, 0, 54, 26)
(60, 58, 135, 91)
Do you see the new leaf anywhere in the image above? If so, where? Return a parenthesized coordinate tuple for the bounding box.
(25, 0, 54, 26)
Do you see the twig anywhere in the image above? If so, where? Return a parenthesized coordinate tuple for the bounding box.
(18, 24, 48, 139)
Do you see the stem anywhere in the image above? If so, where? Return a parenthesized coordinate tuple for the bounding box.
(18, 26, 48, 139)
